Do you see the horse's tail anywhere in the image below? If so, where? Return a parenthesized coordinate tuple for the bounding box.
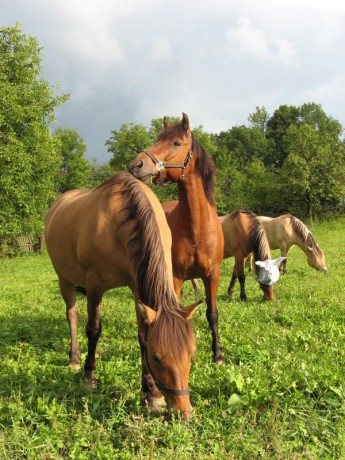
(247, 212, 271, 262)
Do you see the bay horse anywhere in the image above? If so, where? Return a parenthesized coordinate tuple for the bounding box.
(254, 214, 327, 273)
(221, 210, 284, 301)
(45, 171, 200, 418)
(182, 208, 283, 301)
(129, 113, 225, 364)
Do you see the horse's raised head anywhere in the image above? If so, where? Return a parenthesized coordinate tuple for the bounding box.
(129, 113, 193, 185)
(255, 257, 286, 300)
(138, 300, 200, 420)
(306, 245, 327, 271)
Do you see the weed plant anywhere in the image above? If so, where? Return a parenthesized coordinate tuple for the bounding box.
(0, 218, 344, 459)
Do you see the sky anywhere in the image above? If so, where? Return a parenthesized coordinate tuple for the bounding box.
(2, 0, 345, 163)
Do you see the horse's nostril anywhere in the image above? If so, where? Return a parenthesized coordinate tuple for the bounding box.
(129, 159, 143, 173)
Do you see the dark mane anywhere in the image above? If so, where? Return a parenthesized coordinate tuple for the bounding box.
(289, 215, 322, 254)
(96, 172, 194, 355)
(247, 212, 271, 262)
(228, 210, 271, 262)
(157, 123, 216, 204)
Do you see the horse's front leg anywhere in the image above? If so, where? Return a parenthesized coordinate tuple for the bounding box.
(227, 265, 238, 298)
(236, 258, 247, 301)
(84, 289, 103, 387)
(59, 277, 80, 368)
(280, 246, 289, 273)
(135, 301, 165, 411)
(204, 272, 225, 365)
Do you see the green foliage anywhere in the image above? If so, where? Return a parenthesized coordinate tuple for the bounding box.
(106, 122, 154, 173)
(0, 218, 344, 458)
(87, 160, 115, 188)
(54, 128, 91, 193)
(0, 24, 69, 245)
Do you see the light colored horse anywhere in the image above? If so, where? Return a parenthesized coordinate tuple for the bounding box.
(249, 214, 327, 273)
(45, 171, 200, 418)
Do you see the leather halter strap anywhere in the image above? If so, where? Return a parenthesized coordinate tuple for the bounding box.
(143, 329, 190, 397)
(142, 149, 193, 185)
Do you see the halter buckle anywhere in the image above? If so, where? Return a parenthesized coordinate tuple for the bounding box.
(156, 161, 165, 171)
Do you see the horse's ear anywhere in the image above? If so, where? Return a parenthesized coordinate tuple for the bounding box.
(163, 116, 169, 129)
(273, 257, 286, 265)
(137, 301, 157, 325)
(255, 260, 266, 268)
(181, 112, 190, 131)
(182, 300, 202, 320)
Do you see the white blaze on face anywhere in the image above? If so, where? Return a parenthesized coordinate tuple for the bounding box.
(255, 257, 286, 285)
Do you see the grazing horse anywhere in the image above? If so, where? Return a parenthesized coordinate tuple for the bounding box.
(255, 214, 327, 273)
(221, 210, 284, 301)
(45, 171, 200, 418)
(186, 209, 284, 301)
(129, 113, 225, 364)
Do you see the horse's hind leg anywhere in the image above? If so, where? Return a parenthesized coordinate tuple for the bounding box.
(59, 277, 80, 368)
(84, 289, 103, 387)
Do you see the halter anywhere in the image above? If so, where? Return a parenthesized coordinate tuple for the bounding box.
(143, 328, 190, 397)
(142, 148, 193, 186)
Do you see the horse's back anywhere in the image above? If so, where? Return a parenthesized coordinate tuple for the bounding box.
(257, 215, 294, 249)
(45, 172, 171, 291)
(221, 211, 253, 259)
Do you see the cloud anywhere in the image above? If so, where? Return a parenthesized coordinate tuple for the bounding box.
(151, 37, 172, 61)
(225, 17, 298, 65)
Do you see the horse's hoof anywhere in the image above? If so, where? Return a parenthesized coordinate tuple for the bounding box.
(68, 362, 81, 370)
(83, 377, 99, 390)
(143, 395, 166, 412)
(214, 355, 226, 365)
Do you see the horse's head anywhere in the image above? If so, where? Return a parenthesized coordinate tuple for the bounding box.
(255, 257, 286, 300)
(306, 245, 327, 271)
(129, 113, 193, 185)
(138, 300, 200, 420)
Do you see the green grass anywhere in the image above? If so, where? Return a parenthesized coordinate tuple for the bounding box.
(0, 218, 344, 459)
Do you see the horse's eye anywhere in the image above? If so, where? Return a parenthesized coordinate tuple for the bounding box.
(173, 140, 181, 146)
(151, 355, 161, 364)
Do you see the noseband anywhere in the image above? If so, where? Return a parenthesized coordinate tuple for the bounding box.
(142, 148, 193, 185)
(143, 329, 190, 397)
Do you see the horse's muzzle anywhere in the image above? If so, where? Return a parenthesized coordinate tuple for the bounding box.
(128, 159, 153, 183)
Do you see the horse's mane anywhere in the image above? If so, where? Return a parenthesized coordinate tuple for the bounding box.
(97, 172, 195, 358)
(157, 123, 216, 204)
(229, 210, 271, 262)
(287, 215, 322, 254)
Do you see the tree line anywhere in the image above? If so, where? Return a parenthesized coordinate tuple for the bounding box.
(1, 25, 344, 254)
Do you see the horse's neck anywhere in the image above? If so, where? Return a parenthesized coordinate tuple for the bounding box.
(177, 174, 215, 222)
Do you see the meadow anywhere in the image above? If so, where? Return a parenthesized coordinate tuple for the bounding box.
(0, 218, 344, 459)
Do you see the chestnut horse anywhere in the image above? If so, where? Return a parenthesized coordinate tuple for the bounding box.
(250, 214, 327, 273)
(45, 171, 200, 418)
(129, 113, 225, 364)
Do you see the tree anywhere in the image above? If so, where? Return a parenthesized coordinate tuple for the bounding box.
(266, 104, 300, 167)
(279, 123, 345, 220)
(87, 159, 115, 188)
(106, 122, 154, 172)
(54, 128, 91, 193)
(248, 106, 270, 134)
(0, 24, 69, 246)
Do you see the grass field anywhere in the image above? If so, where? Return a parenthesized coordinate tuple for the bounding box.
(0, 218, 344, 459)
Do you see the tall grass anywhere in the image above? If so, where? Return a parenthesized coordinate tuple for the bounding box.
(0, 218, 344, 459)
